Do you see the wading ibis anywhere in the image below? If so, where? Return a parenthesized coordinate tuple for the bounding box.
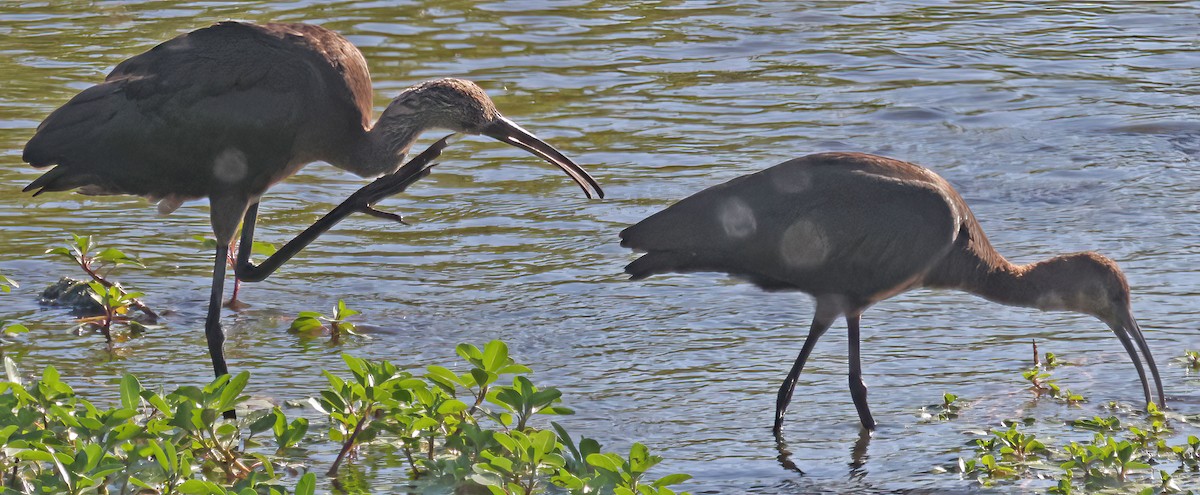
(22, 22, 604, 402)
(620, 152, 1163, 434)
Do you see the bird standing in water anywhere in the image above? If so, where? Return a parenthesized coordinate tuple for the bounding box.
(620, 152, 1162, 434)
(23, 22, 604, 396)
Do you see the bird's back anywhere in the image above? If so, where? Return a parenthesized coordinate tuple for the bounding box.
(621, 152, 967, 303)
(23, 22, 372, 205)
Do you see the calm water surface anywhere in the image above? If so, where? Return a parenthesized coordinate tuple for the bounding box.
(1, 1, 1198, 493)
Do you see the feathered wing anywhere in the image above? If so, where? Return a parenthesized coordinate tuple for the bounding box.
(621, 154, 961, 301)
(22, 22, 365, 202)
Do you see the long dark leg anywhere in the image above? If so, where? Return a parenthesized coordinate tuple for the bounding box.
(205, 244, 236, 420)
(234, 202, 259, 272)
(774, 315, 834, 436)
(847, 314, 875, 431)
(234, 135, 451, 283)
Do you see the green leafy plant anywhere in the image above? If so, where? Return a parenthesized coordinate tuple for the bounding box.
(1022, 347, 1083, 404)
(0, 329, 692, 495)
(1070, 416, 1122, 432)
(75, 281, 147, 343)
(309, 354, 418, 475)
(46, 234, 156, 321)
(1022, 366, 1055, 395)
(0, 357, 312, 494)
(1180, 350, 1200, 371)
(1061, 434, 1152, 484)
(553, 438, 692, 495)
(289, 300, 361, 342)
(312, 340, 691, 494)
(922, 392, 962, 421)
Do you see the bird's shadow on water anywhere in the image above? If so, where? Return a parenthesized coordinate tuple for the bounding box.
(774, 427, 873, 478)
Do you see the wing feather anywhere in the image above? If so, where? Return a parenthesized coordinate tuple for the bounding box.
(622, 154, 961, 300)
(23, 22, 366, 200)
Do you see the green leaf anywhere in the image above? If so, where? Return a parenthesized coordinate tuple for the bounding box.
(248, 409, 277, 435)
(437, 399, 469, 415)
(482, 340, 509, 372)
(470, 368, 495, 389)
(96, 247, 145, 267)
(3, 323, 29, 335)
(218, 371, 250, 410)
(629, 442, 653, 472)
(294, 472, 316, 495)
(3, 356, 20, 386)
(178, 479, 219, 494)
(251, 241, 278, 257)
(14, 450, 56, 462)
(46, 246, 74, 259)
(532, 429, 557, 458)
(587, 453, 623, 473)
(289, 316, 324, 333)
(194, 235, 219, 250)
(456, 343, 483, 362)
(119, 374, 142, 410)
(335, 299, 360, 319)
(0, 273, 17, 291)
(653, 473, 693, 487)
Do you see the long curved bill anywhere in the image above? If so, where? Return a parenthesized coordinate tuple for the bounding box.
(1106, 308, 1166, 407)
(481, 116, 605, 199)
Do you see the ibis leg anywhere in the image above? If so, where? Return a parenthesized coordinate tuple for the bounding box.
(234, 136, 451, 283)
(847, 314, 875, 431)
(205, 244, 236, 420)
(774, 316, 833, 436)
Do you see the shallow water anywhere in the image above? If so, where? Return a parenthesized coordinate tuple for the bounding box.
(1, 1, 1198, 493)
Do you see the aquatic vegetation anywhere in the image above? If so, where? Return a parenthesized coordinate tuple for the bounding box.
(74, 281, 147, 344)
(2, 322, 29, 336)
(314, 340, 690, 494)
(920, 392, 962, 421)
(0, 342, 690, 494)
(1023, 345, 1085, 404)
(45, 234, 155, 320)
(0, 275, 27, 336)
(288, 300, 361, 343)
(0, 272, 16, 293)
(0, 356, 313, 494)
(947, 349, 1200, 493)
(1180, 350, 1200, 371)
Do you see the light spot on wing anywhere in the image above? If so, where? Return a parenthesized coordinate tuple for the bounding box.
(779, 219, 829, 268)
(717, 197, 756, 238)
(213, 148, 248, 183)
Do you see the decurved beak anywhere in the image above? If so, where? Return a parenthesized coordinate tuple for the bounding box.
(1105, 308, 1166, 407)
(481, 116, 605, 199)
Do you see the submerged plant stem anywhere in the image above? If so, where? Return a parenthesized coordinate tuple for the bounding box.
(328, 405, 370, 476)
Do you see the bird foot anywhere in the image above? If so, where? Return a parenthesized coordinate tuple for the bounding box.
(343, 133, 455, 221)
(357, 205, 408, 224)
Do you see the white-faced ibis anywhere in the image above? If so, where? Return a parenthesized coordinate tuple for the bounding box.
(620, 152, 1163, 434)
(22, 22, 604, 399)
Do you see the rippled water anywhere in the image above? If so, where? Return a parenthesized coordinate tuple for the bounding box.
(1, 1, 1198, 493)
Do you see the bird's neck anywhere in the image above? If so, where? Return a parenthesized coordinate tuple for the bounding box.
(341, 119, 424, 177)
(964, 258, 1074, 312)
